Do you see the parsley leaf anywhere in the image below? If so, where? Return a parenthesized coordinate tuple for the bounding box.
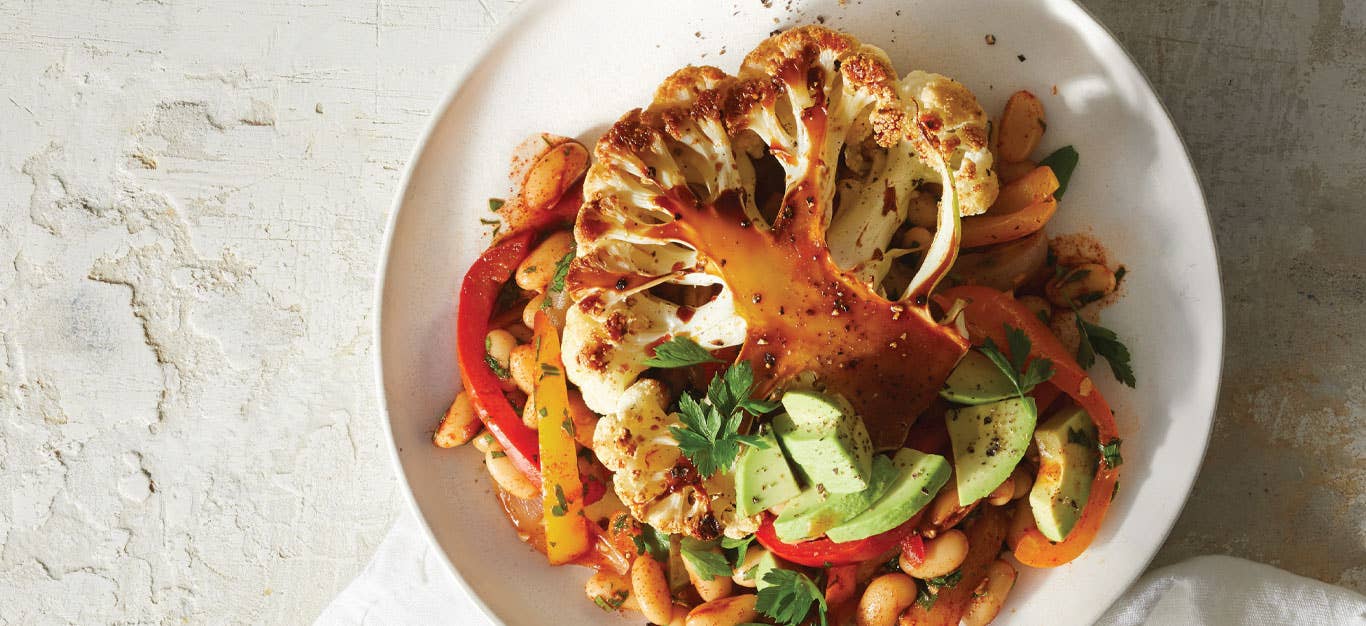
(1039, 145, 1079, 199)
(926, 570, 962, 589)
(592, 589, 628, 611)
(671, 361, 774, 478)
(1100, 437, 1124, 469)
(1074, 316, 1136, 387)
(488, 197, 505, 212)
(545, 251, 574, 298)
(483, 336, 510, 379)
(756, 569, 827, 626)
(550, 484, 569, 517)
(916, 582, 938, 609)
(631, 523, 670, 563)
(979, 324, 1055, 398)
(644, 336, 722, 368)
(680, 538, 731, 581)
(721, 534, 755, 570)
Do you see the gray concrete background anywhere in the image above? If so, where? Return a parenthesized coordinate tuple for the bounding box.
(1081, 0, 1366, 591)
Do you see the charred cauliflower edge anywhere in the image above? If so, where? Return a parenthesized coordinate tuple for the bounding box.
(564, 26, 996, 540)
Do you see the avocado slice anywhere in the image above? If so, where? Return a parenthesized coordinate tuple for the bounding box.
(947, 397, 1037, 505)
(825, 448, 951, 543)
(735, 428, 801, 517)
(1029, 405, 1099, 541)
(772, 455, 897, 543)
(940, 350, 1017, 405)
(775, 390, 874, 494)
(748, 550, 782, 591)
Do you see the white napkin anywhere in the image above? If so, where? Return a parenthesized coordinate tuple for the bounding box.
(318, 509, 1366, 626)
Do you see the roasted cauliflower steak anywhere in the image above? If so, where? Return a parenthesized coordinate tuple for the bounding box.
(564, 26, 993, 539)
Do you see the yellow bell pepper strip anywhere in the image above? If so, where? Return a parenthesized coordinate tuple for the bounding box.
(532, 310, 592, 565)
(938, 286, 1122, 568)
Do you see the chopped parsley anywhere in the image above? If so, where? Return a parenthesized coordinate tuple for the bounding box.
(1039, 145, 1079, 199)
(926, 570, 963, 589)
(478, 217, 502, 237)
(756, 569, 827, 626)
(679, 538, 731, 582)
(671, 361, 777, 478)
(592, 589, 628, 611)
(721, 534, 755, 570)
(483, 337, 510, 379)
(539, 362, 561, 377)
(549, 484, 569, 517)
(488, 197, 505, 212)
(1067, 426, 1096, 448)
(1100, 437, 1124, 469)
(916, 582, 938, 609)
(631, 523, 670, 563)
(643, 336, 722, 368)
(541, 251, 574, 308)
(979, 324, 1055, 399)
(1074, 315, 1136, 387)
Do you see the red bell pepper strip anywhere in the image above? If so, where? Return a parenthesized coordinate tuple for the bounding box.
(900, 533, 927, 566)
(938, 286, 1122, 568)
(457, 231, 542, 484)
(754, 513, 918, 567)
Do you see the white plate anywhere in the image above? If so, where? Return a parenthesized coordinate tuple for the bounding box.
(375, 1, 1224, 623)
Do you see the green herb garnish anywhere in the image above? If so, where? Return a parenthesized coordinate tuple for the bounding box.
(756, 569, 827, 626)
(483, 337, 510, 379)
(979, 324, 1055, 399)
(926, 570, 962, 589)
(549, 484, 569, 517)
(680, 538, 731, 582)
(1039, 145, 1079, 199)
(721, 534, 755, 570)
(542, 251, 574, 307)
(671, 361, 776, 478)
(631, 523, 670, 563)
(644, 336, 722, 368)
(488, 198, 505, 212)
(1100, 437, 1124, 469)
(1074, 315, 1135, 387)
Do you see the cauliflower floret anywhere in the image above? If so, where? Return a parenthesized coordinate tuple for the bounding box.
(564, 26, 992, 538)
(592, 379, 758, 540)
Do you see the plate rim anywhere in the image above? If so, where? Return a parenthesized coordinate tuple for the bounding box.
(370, 1, 542, 623)
(371, 1, 1226, 623)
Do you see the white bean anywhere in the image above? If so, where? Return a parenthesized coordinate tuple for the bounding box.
(1046, 263, 1116, 308)
(509, 343, 538, 396)
(631, 556, 673, 625)
(857, 573, 916, 626)
(516, 230, 574, 292)
(483, 329, 517, 387)
(683, 546, 734, 602)
(586, 570, 638, 612)
(987, 476, 1015, 506)
(433, 392, 479, 448)
(471, 429, 499, 454)
(485, 449, 536, 499)
(961, 560, 1017, 626)
(730, 547, 768, 588)
(686, 594, 758, 626)
(901, 529, 968, 580)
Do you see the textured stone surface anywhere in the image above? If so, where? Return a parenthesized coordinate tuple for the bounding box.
(0, 0, 1360, 624)
(1080, 0, 1366, 592)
